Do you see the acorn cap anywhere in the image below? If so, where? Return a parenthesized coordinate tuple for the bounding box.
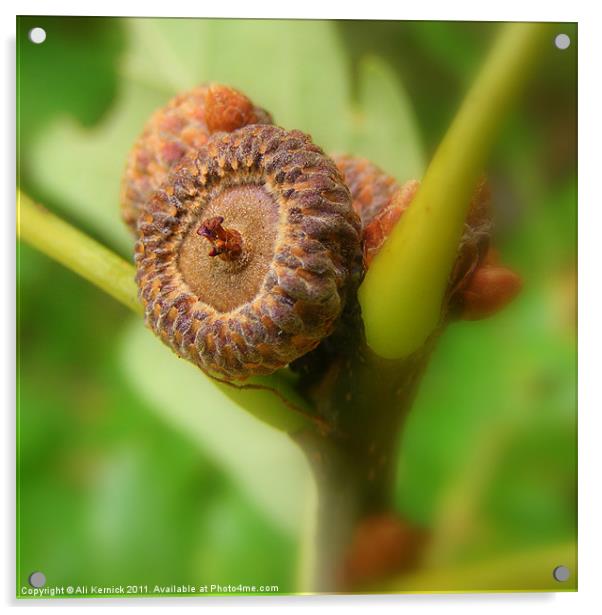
(121, 84, 272, 234)
(135, 124, 363, 380)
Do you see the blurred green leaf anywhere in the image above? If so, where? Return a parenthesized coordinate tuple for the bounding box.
(119, 319, 312, 536)
(345, 56, 424, 180)
(406, 22, 486, 83)
(27, 82, 166, 255)
(17, 16, 125, 149)
(397, 273, 576, 563)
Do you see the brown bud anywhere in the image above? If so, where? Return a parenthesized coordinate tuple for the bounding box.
(456, 261, 523, 320)
(120, 84, 272, 234)
(134, 125, 362, 380)
(340, 513, 428, 589)
(205, 84, 269, 133)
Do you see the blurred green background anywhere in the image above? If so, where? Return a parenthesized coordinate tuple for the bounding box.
(16, 17, 577, 595)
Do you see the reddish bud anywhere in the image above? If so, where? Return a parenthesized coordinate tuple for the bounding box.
(457, 263, 523, 320)
(205, 85, 258, 133)
(340, 513, 427, 590)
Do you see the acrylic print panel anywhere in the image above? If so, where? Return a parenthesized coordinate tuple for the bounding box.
(16, 16, 577, 597)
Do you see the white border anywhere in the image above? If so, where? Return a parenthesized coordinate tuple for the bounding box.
(0, 0, 590, 20)
(3, 1, 600, 613)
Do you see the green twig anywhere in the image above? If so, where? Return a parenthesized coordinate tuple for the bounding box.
(17, 190, 312, 434)
(359, 23, 551, 359)
(18, 190, 142, 315)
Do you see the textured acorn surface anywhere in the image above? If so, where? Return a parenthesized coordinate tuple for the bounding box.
(121, 84, 272, 233)
(135, 124, 363, 379)
(333, 155, 400, 226)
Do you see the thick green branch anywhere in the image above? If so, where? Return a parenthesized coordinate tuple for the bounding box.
(17, 190, 311, 434)
(359, 23, 551, 359)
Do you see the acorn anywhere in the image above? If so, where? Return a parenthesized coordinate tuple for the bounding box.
(133, 123, 363, 380)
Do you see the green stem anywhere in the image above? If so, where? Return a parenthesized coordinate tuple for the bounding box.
(17, 190, 312, 434)
(18, 190, 142, 315)
(359, 22, 551, 359)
